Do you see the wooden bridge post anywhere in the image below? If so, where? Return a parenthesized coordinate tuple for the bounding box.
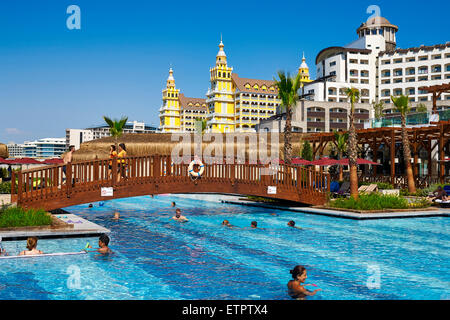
(167, 155, 172, 176)
(11, 170, 16, 201)
(111, 158, 118, 187)
(154, 155, 161, 178)
(17, 170, 22, 204)
(66, 163, 72, 197)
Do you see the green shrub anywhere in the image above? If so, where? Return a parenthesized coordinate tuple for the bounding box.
(0, 206, 52, 228)
(0, 182, 11, 194)
(329, 193, 411, 210)
(377, 182, 394, 190)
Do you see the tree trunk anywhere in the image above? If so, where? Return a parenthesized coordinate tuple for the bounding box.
(401, 115, 416, 194)
(284, 107, 293, 165)
(348, 109, 359, 199)
(338, 151, 343, 181)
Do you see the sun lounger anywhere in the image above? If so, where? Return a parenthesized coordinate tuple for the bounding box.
(358, 185, 369, 192)
(364, 184, 378, 193)
(333, 181, 350, 197)
(435, 199, 450, 208)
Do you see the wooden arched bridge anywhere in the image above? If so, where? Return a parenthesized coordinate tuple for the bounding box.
(11, 155, 330, 211)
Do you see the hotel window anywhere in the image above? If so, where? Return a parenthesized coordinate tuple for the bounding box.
(329, 61, 336, 67)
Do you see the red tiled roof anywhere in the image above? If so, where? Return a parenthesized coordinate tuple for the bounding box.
(232, 73, 278, 94)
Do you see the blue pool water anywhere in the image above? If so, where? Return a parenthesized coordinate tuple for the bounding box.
(0, 195, 449, 300)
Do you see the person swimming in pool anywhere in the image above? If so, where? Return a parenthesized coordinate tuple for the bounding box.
(87, 234, 112, 254)
(171, 201, 176, 207)
(112, 212, 120, 220)
(172, 208, 188, 222)
(19, 237, 43, 256)
(250, 221, 258, 228)
(287, 265, 321, 300)
(221, 220, 236, 228)
(287, 220, 303, 229)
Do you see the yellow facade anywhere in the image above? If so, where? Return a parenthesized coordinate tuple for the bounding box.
(205, 40, 235, 133)
(159, 68, 181, 133)
(299, 52, 313, 86)
(159, 43, 312, 133)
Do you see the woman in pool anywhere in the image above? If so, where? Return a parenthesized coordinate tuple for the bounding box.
(19, 237, 43, 256)
(287, 265, 321, 300)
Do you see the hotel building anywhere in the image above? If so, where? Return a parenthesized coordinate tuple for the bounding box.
(22, 138, 66, 159)
(304, 16, 450, 115)
(159, 42, 312, 133)
(66, 121, 157, 149)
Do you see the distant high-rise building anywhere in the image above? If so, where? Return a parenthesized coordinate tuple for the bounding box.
(66, 121, 157, 148)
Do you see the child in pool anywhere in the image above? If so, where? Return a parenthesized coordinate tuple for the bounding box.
(88, 234, 112, 254)
(287, 265, 321, 300)
(19, 237, 43, 256)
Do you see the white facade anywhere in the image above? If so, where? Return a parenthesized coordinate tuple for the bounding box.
(23, 138, 66, 159)
(304, 16, 450, 113)
(67, 121, 157, 148)
(6, 143, 24, 158)
(65, 129, 94, 150)
(378, 45, 450, 105)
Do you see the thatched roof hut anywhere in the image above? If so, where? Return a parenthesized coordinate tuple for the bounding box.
(73, 133, 309, 162)
(0, 143, 9, 158)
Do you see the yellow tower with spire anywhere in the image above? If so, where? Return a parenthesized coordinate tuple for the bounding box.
(298, 52, 312, 85)
(205, 39, 235, 133)
(159, 68, 181, 132)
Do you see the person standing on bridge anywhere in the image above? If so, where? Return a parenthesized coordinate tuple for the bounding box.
(62, 145, 75, 184)
(108, 145, 117, 178)
(117, 143, 127, 182)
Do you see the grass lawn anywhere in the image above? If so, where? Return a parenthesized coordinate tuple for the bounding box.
(0, 206, 52, 228)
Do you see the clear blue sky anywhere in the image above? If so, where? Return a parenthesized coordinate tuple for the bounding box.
(0, 0, 448, 143)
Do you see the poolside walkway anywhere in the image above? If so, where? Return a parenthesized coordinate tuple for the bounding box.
(0, 213, 110, 241)
(171, 193, 450, 220)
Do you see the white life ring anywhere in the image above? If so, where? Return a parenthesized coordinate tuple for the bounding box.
(188, 159, 204, 178)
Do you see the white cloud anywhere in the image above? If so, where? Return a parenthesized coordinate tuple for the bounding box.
(5, 128, 23, 135)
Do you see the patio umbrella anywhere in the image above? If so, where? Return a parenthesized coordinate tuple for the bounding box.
(291, 158, 311, 165)
(42, 158, 64, 165)
(337, 158, 381, 165)
(310, 157, 340, 166)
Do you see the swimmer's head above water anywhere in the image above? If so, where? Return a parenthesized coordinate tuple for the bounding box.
(251, 221, 257, 228)
(290, 265, 307, 282)
(288, 220, 295, 227)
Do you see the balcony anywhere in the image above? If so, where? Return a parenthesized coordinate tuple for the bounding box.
(354, 113, 370, 120)
(330, 112, 347, 118)
(330, 122, 347, 129)
(307, 121, 325, 129)
(307, 111, 325, 117)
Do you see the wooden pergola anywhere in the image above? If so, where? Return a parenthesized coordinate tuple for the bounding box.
(418, 83, 450, 114)
(304, 121, 450, 186)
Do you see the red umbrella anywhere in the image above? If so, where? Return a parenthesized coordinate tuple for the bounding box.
(337, 158, 381, 165)
(10, 158, 43, 165)
(310, 157, 340, 166)
(43, 158, 64, 164)
(291, 158, 311, 165)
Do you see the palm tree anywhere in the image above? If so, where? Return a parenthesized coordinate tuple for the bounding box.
(103, 116, 128, 149)
(372, 100, 385, 121)
(334, 131, 348, 182)
(391, 95, 416, 194)
(344, 87, 360, 199)
(195, 118, 207, 135)
(273, 71, 302, 165)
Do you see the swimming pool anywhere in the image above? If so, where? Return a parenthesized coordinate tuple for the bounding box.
(0, 195, 449, 300)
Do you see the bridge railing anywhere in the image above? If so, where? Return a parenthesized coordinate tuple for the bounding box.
(12, 155, 330, 206)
